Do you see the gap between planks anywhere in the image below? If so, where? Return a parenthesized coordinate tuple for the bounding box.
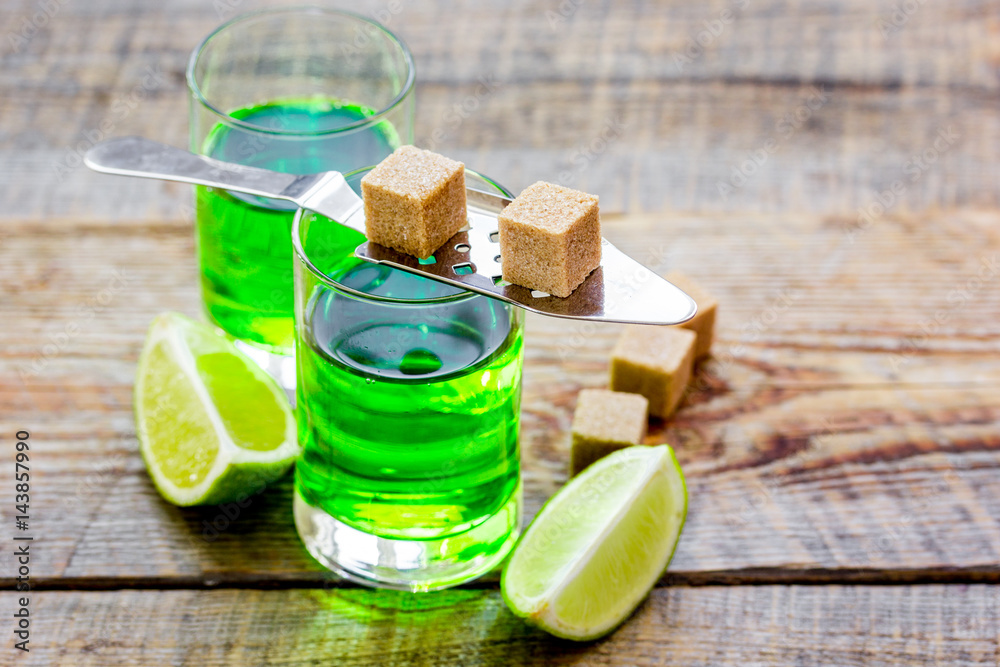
(5, 567, 1000, 592)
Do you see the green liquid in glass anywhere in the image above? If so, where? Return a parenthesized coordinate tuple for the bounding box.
(295, 224, 523, 541)
(195, 98, 399, 353)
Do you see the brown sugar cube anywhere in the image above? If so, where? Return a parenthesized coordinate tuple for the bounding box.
(570, 389, 649, 476)
(665, 270, 718, 359)
(610, 326, 696, 419)
(498, 181, 601, 298)
(360, 145, 467, 259)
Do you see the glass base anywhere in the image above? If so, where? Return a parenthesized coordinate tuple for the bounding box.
(294, 485, 522, 592)
(233, 339, 296, 400)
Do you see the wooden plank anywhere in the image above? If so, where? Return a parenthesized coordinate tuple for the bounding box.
(0, 0, 997, 219)
(3, 209, 1000, 335)
(2, 211, 999, 579)
(3, 414, 998, 581)
(2, 585, 997, 665)
(3, 0, 994, 88)
(2, 80, 995, 219)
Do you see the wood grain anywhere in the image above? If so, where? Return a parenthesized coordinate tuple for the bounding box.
(2, 0, 1000, 662)
(0, 0, 997, 220)
(2, 210, 998, 581)
(2, 585, 997, 666)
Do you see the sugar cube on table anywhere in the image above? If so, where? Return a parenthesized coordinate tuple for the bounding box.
(610, 326, 696, 419)
(360, 145, 467, 259)
(665, 270, 718, 359)
(570, 389, 649, 476)
(497, 181, 601, 298)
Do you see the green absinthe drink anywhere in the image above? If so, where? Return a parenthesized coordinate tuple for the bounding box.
(196, 98, 399, 354)
(292, 197, 523, 591)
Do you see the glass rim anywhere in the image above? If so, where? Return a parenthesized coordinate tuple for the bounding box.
(186, 6, 416, 138)
(292, 166, 512, 305)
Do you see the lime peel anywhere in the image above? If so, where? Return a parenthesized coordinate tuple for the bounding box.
(135, 312, 298, 506)
(501, 445, 688, 641)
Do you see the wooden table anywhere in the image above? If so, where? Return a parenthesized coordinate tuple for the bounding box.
(3, 0, 999, 664)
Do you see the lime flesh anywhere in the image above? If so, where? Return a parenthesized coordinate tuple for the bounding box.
(134, 312, 298, 506)
(501, 445, 688, 641)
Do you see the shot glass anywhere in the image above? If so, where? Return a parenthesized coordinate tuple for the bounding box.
(292, 168, 523, 591)
(187, 7, 415, 385)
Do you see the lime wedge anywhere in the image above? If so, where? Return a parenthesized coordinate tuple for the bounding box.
(134, 312, 298, 506)
(501, 445, 687, 641)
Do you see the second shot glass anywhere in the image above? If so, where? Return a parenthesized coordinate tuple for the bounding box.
(187, 7, 415, 385)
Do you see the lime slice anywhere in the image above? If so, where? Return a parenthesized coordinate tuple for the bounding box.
(501, 445, 687, 641)
(134, 312, 298, 506)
